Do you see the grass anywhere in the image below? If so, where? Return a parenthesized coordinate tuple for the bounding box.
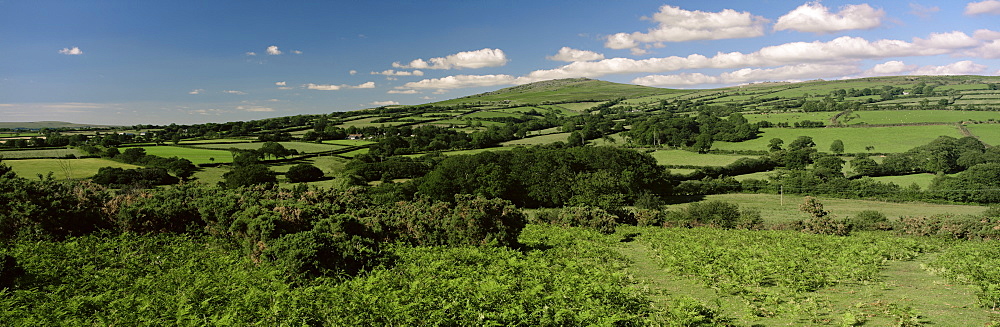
(188, 141, 347, 154)
(336, 117, 407, 128)
(123, 146, 234, 165)
(0, 148, 83, 159)
(742, 111, 834, 125)
(464, 111, 521, 119)
(5, 158, 141, 179)
(843, 110, 1000, 125)
(192, 155, 350, 187)
(965, 123, 1000, 146)
(501, 132, 571, 146)
(871, 173, 940, 189)
(648, 150, 754, 167)
(431, 78, 670, 106)
(178, 138, 253, 144)
(714, 125, 964, 153)
(338, 148, 369, 158)
(660, 193, 987, 224)
(403, 147, 514, 158)
(322, 139, 376, 146)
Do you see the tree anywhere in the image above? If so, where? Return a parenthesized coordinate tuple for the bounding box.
(567, 131, 585, 147)
(222, 164, 277, 188)
(259, 141, 291, 160)
(829, 139, 844, 154)
(286, 163, 324, 183)
(768, 138, 784, 151)
(788, 136, 815, 150)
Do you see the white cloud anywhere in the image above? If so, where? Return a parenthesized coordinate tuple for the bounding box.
(398, 31, 993, 91)
(304, 81, 375, 91)
(420, 96, 433, 100)
(966, 0, 1000, 15)
(547, 47, 605, 62)
(911, 60, 989, 75)
(236, 106, 275, 112)
(246, 51, 257, 56)
(349, 70, 358, 75)
(864, 60, 917, 76)
(604, 5, 768, 53)
(275, 81, 286, 86)
(266, 45, 282, 55)
(632, 63, 860, 87)
(774, 2, 885, 33)
(292, 50, 303, 54)
(399, 74, 517, 90)
(223, 90, 247, 95)
(371, 69, 425, 76)
(908, 3, 940, 18)
(392, 48, 508, 69)
(188, 89, 204, 95)
(973, 29, 1000, 40)
(370, 101, 400, 106)
(58, 47, 83, 55)
(966, 40, 1000, 58)
(388, 89, 419, 94)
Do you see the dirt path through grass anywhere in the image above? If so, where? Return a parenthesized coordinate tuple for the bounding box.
(870, 255, 994, 326)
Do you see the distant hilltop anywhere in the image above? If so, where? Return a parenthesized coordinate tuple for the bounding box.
(0, 121, 121, 130)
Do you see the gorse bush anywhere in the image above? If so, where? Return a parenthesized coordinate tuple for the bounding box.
(663, 200, 763, 229)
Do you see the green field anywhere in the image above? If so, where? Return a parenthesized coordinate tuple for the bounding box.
(323, 139, 376, 146)
(501, 132, 571, 146)
(0, 148, 83, 159)
(338, 148, 370, 158)
(871, 173, 940, 189)
(178, 138, 253, 144)
(336, 117, 407, 128)
(661, 193, 986, 224)
(966, 123, 1000, 146)
(649, 150, 754, 167)
(124, 146, 234, 165)
(5, 158, 141, 179)
(743, 111, 833, 125)
(714, 125, 964, 153)
(189, 141, 347, 153)
(844, 110, 1000, 125)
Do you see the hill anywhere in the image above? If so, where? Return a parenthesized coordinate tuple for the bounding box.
(0, 121, 119, 130)
(431, 78, 679, 106)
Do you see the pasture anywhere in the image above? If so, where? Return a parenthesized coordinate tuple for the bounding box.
(742, 111, 833, 125)
(5, 158, 141, 179)
(500, 132, 571, 146)
(966, 123, 1000, 146)
(713, 125, 964, 153)
(649, 150, 754, 167)
(844, 110, 1000, 125)
(660, 193, 986, 224)
(871, 173, 939, 189)
(0, 148, 82, 159)
(123, 146, 234, 165)
(189, 141, 347, 154)
(323, 139, 376, 146)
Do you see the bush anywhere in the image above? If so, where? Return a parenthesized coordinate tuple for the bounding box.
(221, 164, 277, 188)
(264, 215, 383, 281)
(286, 163, 324, 183)
(846, 210, 890, 231)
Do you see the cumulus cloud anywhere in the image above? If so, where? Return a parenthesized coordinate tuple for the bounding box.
(397, 31, 992, 91)
(304, 81, 375, 91)
(547, 47, 605, 62)
(911, 60, 989, 75)
(392, 48, 508, 69)
(966, 0, 1000, 15)
(266, 45, 282, 55)
(371, 69, 425, 76)
(774, 2, 885, 33)
(349, 70, 358, 75)
(604, 5, 768, 53)
(388, 89, 419, 94)
(223, 90, 247, 95)
(966, 40, 1000, 58)
(58, 47, 83, 55)
(292, 50, 303, 54)
(246, 51, 257, 56)
(188, 89, 204, 95)
(632, 63, 861, 87)
(973, 29, 1000, 40)
(400, 74, 517, 90)
(275, 81, 286, 86)
(370, 101, 400, 106)
(864, 60, 918, 76)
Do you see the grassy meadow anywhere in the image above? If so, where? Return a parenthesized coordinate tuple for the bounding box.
(123, 146, 234, 164)
(713, 125, 964, 153)
(188, 141, 347, 154)
(649, 150, 754, 167)
(966, 123, 1000, 146)
(0, 148, 83, 159)
(5, 158, 141, 179)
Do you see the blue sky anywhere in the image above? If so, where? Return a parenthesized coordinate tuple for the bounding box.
(1, 0, 998, 125)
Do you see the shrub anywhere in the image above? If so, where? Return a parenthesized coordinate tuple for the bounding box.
(264, 215, 383, 281)
(846, 210, 890, 231)
(286, 163, 324, 183)
(221, 164, 277, 188)
(555, 207, 620, 234)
